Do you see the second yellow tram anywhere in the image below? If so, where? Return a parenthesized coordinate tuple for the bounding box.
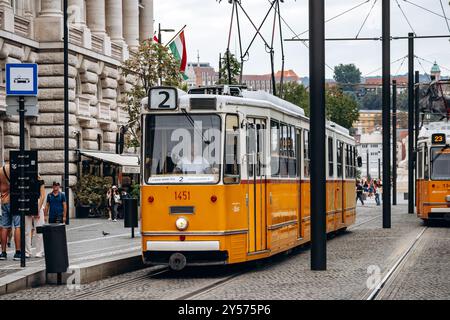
(140, 86, 357, 269)
(416, 121, 450, 222)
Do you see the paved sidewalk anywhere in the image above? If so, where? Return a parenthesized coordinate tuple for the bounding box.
(0, 218, 141, 287)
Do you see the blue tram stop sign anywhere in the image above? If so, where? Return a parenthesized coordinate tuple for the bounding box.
(6, 63, 38, 96)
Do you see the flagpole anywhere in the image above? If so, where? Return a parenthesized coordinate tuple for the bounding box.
(165, 25, 187, 47)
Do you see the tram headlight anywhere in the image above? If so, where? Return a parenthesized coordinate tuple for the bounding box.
(175, 217, 189, 231)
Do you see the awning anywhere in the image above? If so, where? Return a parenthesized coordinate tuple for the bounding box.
(80, 151, 140, 173)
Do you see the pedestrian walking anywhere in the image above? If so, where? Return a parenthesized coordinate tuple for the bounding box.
(356, 181, 364, 206)
(106, 187, 113, 221)
(108, 186, 121, 222)
(374, 181, 381, 206)
(44, 182, 67, 224)
(0, 164, 22, 261)
(25, 176, 46, 258)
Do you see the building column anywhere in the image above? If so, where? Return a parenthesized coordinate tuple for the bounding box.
(139, 0, 154, 42)
(68, 0, 86, 26)
(123, 0, 140, 50)
(0, 0, 13, 32)
(34, 0, 63, 41)
(106, 0, 123, 43)
(86, 0, 106, 35)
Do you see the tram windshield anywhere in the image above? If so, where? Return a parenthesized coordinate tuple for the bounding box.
(431, 147, 450, 180)
(144, 114, 221, 184)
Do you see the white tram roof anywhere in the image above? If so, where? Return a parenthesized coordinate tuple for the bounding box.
(418, 121, 450, 141)
(142, 87, 351, 137)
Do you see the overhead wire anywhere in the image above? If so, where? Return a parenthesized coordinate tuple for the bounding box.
(395, 0, 416, 35)
(356, 0, 378, 39)
(438, 0, 450, 34)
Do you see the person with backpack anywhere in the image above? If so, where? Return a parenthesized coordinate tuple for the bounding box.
(44, 182, 67, 224)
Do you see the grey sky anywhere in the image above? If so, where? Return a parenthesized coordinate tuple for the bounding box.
(154, 0, 450, 78)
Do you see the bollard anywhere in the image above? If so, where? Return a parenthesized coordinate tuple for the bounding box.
(36, 224, 69, 285)
(123, 198, 138, 238)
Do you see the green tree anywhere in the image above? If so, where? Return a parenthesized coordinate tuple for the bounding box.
(218, 51, 241, 85)
(334, 64, 361, 90)
(326, 87, 360, 129)
(278, 82, 310, 115)
(120, 40, 182, 147)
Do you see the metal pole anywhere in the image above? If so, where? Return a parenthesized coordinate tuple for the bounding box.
(219, 53, 222, 83)
(19, 96, 26, 267)
(407, 33, 415, 214)
(367, 149, 370, 179)
(382, 0, 391, 228)
(378, 158, 381, 180)
(415, 71, 420, 151)
(309, 0, 326, 271)
(64, 0, 70, 225)
(158, 23, 162, 85)
(392, 80, 397, 205)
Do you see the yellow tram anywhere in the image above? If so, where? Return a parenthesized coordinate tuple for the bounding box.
(416, 121, 450, 222)
(139, 86, 357, 270)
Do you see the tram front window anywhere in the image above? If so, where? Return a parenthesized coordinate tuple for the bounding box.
(431, 147, 450, 180)
(145, 114, 221, 184)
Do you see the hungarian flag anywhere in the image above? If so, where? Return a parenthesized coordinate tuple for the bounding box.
(168, 30, 188, 80)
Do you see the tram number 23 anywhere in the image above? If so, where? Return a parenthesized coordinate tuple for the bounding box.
(148, 87, 178, 110)
(175, 191, 191, 201)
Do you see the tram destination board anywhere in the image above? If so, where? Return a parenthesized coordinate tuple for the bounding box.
(432, 133, 446, 145)
(10, 150, 39, 217)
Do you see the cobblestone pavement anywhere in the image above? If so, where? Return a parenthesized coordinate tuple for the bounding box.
(3, 205, 449, 300)
(376, 222, 450, 300)
(0, 218, 141, 272)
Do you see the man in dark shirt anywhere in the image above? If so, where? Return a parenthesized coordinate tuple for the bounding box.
(356, 181, 364, 206)
(44, 182, 67, 224)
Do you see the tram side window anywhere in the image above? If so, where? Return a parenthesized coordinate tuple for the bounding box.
(270, 120, 280, 177)
(288, 126, 297, 177)
(352, 146, 357, 178)
(304, 130, 311, 178)
(337, 141, 343, 178)
(424, 147, 429, 179)
(224, 115, 240, 184)
(328, 137, 334, 177)
(280, 123, 289, 177)
(417, 149, 424, 179)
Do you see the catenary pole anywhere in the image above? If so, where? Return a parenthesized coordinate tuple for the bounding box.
(392, 80, 397, 205)
(407, 33, 415, 214)
(382, 0, 391, 228)
(64, 0, 70, 224)
(309, 0, 327, 271)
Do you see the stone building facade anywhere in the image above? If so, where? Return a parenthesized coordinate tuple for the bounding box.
(0, 0, 153, 214)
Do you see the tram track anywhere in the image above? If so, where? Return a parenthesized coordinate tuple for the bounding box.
(70, 213, 378, 300)
(366, 226, 428, 300)
(72, 266, 170, 300)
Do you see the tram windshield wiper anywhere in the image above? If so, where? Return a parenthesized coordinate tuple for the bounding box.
(431, 145, 450, 162)
(181, 109, 211, 145)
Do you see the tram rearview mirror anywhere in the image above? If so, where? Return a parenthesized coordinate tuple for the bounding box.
(357, 156, 363, 168)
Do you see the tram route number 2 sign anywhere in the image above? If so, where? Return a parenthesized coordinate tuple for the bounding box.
(10, 150, 40, 217)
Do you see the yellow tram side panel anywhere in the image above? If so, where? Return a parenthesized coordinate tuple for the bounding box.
(416, 179, 449, 219)
(266, 180, 302, 255)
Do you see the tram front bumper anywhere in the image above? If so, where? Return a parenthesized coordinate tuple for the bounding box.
(429, 208, 450, 221)
(143, 241, 228, 267)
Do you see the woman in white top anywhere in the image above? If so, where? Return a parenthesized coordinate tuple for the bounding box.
(25, 176, 46, 258)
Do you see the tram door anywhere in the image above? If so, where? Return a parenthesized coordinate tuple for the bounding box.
(246, 118, 267, 253)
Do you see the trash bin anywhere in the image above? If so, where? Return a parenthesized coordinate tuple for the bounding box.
(124, 198, 138, 228)
(36, 224, 69, 274)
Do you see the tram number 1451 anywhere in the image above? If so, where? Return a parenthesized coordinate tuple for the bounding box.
(175, 191, 191, 201)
